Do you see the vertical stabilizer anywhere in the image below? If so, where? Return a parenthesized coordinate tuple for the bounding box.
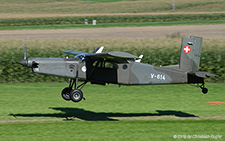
(179, 36, 202, 72)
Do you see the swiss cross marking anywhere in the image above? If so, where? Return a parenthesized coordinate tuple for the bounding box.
(183, 45, 191, 54)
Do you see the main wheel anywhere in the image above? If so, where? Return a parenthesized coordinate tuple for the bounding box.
(61, 87, 72, 101)
(202, 88, 208, 94)
(70, 89, 83, 102)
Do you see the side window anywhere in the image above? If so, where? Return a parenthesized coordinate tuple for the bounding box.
(92, 60, 118, 69)
(105, 61, 118, 69)
(92, 60, 103, 68)
(92, 60, 99, 67)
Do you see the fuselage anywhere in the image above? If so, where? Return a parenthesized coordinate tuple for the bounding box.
(28, 57, 190, 85)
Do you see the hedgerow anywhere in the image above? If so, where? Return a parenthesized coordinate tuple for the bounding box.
(0, 39, 224, 83)
(0, 14, 225, 27)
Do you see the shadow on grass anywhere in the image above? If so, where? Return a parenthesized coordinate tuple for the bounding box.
(10, 107, 198, 121)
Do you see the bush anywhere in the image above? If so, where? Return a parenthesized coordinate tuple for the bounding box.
(1, 13, 225, 27)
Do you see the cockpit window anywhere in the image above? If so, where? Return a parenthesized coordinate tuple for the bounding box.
(104, 62, 118, 69)
(93, 60, 118, 69)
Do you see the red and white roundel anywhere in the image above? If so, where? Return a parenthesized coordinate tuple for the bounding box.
(183, 45, 191, 54)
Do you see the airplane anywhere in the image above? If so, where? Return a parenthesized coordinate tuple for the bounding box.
(19, 36, 216, 103)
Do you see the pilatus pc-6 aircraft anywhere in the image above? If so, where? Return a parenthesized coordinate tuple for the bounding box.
(19, 36, 215, 103)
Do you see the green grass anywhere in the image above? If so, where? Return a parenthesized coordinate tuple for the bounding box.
(1, 120, 224, 140)
(0, 83, 225, 140)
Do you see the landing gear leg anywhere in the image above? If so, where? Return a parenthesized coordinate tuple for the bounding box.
(199, 82, 208, 94)
(61, 77, 87, 102)
(70, 81, 87, 102)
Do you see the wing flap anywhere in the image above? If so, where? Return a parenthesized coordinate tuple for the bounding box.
(189, 72, 217, 78)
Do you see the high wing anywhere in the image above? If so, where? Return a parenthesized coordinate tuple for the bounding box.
(63, 50, 85, 55)
(64, 46, 104, 55)
(86, 51, 139, 63)
(64, 50, 139, 63)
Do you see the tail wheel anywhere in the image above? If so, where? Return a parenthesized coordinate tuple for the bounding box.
(70, 89, 83, 102)
(199, 83, 208, 94)
(61, 87, 72, 101)
(202, 88, 208, 94)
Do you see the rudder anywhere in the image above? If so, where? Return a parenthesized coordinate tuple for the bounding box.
(179, 36, 202, 72)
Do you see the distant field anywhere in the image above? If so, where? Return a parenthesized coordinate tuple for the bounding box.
(0, 83, 225, 140)
(1, 0, 225, 30)
(1, 0, 225, 15)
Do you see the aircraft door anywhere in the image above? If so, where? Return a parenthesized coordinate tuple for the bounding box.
(65, 62, 77, 78)
(117, 63, 130, 84)
(86, 59, 118, 84)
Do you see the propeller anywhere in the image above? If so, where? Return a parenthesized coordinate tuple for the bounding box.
(18, 41, 39, 69)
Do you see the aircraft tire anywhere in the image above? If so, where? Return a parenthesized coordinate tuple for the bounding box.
(70, 89, 83, 102)
(61, 87, 72, 101)
(202, 88, 208, 94)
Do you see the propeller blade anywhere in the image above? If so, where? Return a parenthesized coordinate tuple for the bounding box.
(24, 41, 27, 60)
(18, 41, 28, 69)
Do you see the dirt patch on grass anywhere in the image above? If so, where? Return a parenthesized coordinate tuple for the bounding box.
(1, 115, 225, 123)
(0, 119, 63, 124)
(1, 25, 225, 39)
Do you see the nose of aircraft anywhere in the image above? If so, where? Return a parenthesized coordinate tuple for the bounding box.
(18, 59, 28, 67)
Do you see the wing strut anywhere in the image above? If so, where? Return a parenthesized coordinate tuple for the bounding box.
(75, 68, 78, 89)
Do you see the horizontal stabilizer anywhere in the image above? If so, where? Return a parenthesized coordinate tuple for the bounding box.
(190, 72, 217, 78)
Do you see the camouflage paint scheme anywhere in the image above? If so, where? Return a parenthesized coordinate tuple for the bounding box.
(19, 36, 215, 102)
(27, 36, 206, 85)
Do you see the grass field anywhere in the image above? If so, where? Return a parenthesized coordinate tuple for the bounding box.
(0, 83, 225, 140)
